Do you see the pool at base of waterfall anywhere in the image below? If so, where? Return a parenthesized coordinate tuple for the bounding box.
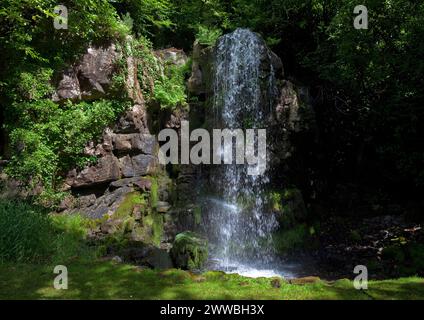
(207, 259, 300, 278)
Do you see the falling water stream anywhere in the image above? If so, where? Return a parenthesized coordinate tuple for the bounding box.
(202, 29, 297, 278)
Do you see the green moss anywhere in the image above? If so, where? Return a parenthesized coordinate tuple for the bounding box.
(171, 232, 208, 270)
(114, 192, 146, 219)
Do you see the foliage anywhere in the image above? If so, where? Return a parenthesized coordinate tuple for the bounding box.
(114, 0, 174, 37)
(5, 99, 128, 199)
(0, 199, 96, 263)
(154, 62, 189, 109)
(171, 231, 208, 270)
(195, 25, 222, 46)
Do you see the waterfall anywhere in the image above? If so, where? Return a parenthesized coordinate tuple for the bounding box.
(202, 28, 283, 277)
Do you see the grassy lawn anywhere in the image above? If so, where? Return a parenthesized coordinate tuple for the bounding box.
(1, 260, 423, 300)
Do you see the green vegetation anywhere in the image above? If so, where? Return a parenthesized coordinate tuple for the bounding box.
(108, 191, 163, 246)
(154, 62, 190, 110)
(195, 25, 222, 46)
(273, 224, 311, 254)
(6, 99, 128, 204)
(114, 192, 146, 219)
(0, 199, 98, 264)
(1, 0, 423, 300)
(0, 260, 423, 300)
(171, 232, 208, 270)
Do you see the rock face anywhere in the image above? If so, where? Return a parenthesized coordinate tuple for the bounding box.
(53, 44, 120, 102)
(171, 231, 208, 270)
(55, 41, 165, 225)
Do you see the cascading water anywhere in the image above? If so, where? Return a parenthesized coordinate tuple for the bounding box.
(202, 29, 293, 277)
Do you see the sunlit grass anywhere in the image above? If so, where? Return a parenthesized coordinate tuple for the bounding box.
(0, 260, 423, 300)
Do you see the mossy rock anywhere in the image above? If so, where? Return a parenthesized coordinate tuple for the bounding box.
(107, 191, 163, 246)
(171, 231, 208, 270)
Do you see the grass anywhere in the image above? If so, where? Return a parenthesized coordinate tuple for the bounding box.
(0, 260, 423, 300)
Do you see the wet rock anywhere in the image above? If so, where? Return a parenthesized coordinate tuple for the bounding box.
(171, 231, 208, 270)
(188, 41, 204, 94)
(274, 188, 307, 229)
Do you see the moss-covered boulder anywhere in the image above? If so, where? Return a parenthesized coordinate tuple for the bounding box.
(171, 231, 208, 270)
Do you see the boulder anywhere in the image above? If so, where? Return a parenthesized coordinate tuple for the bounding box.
(171, 231, 208, 270)
(54, 68, 81, 100)
(143, 246, 174, 269)
(66, 154, 121, 188)
(110, 241, 173, 269)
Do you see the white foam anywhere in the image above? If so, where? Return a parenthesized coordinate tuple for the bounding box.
(227, 268, 283, 278)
